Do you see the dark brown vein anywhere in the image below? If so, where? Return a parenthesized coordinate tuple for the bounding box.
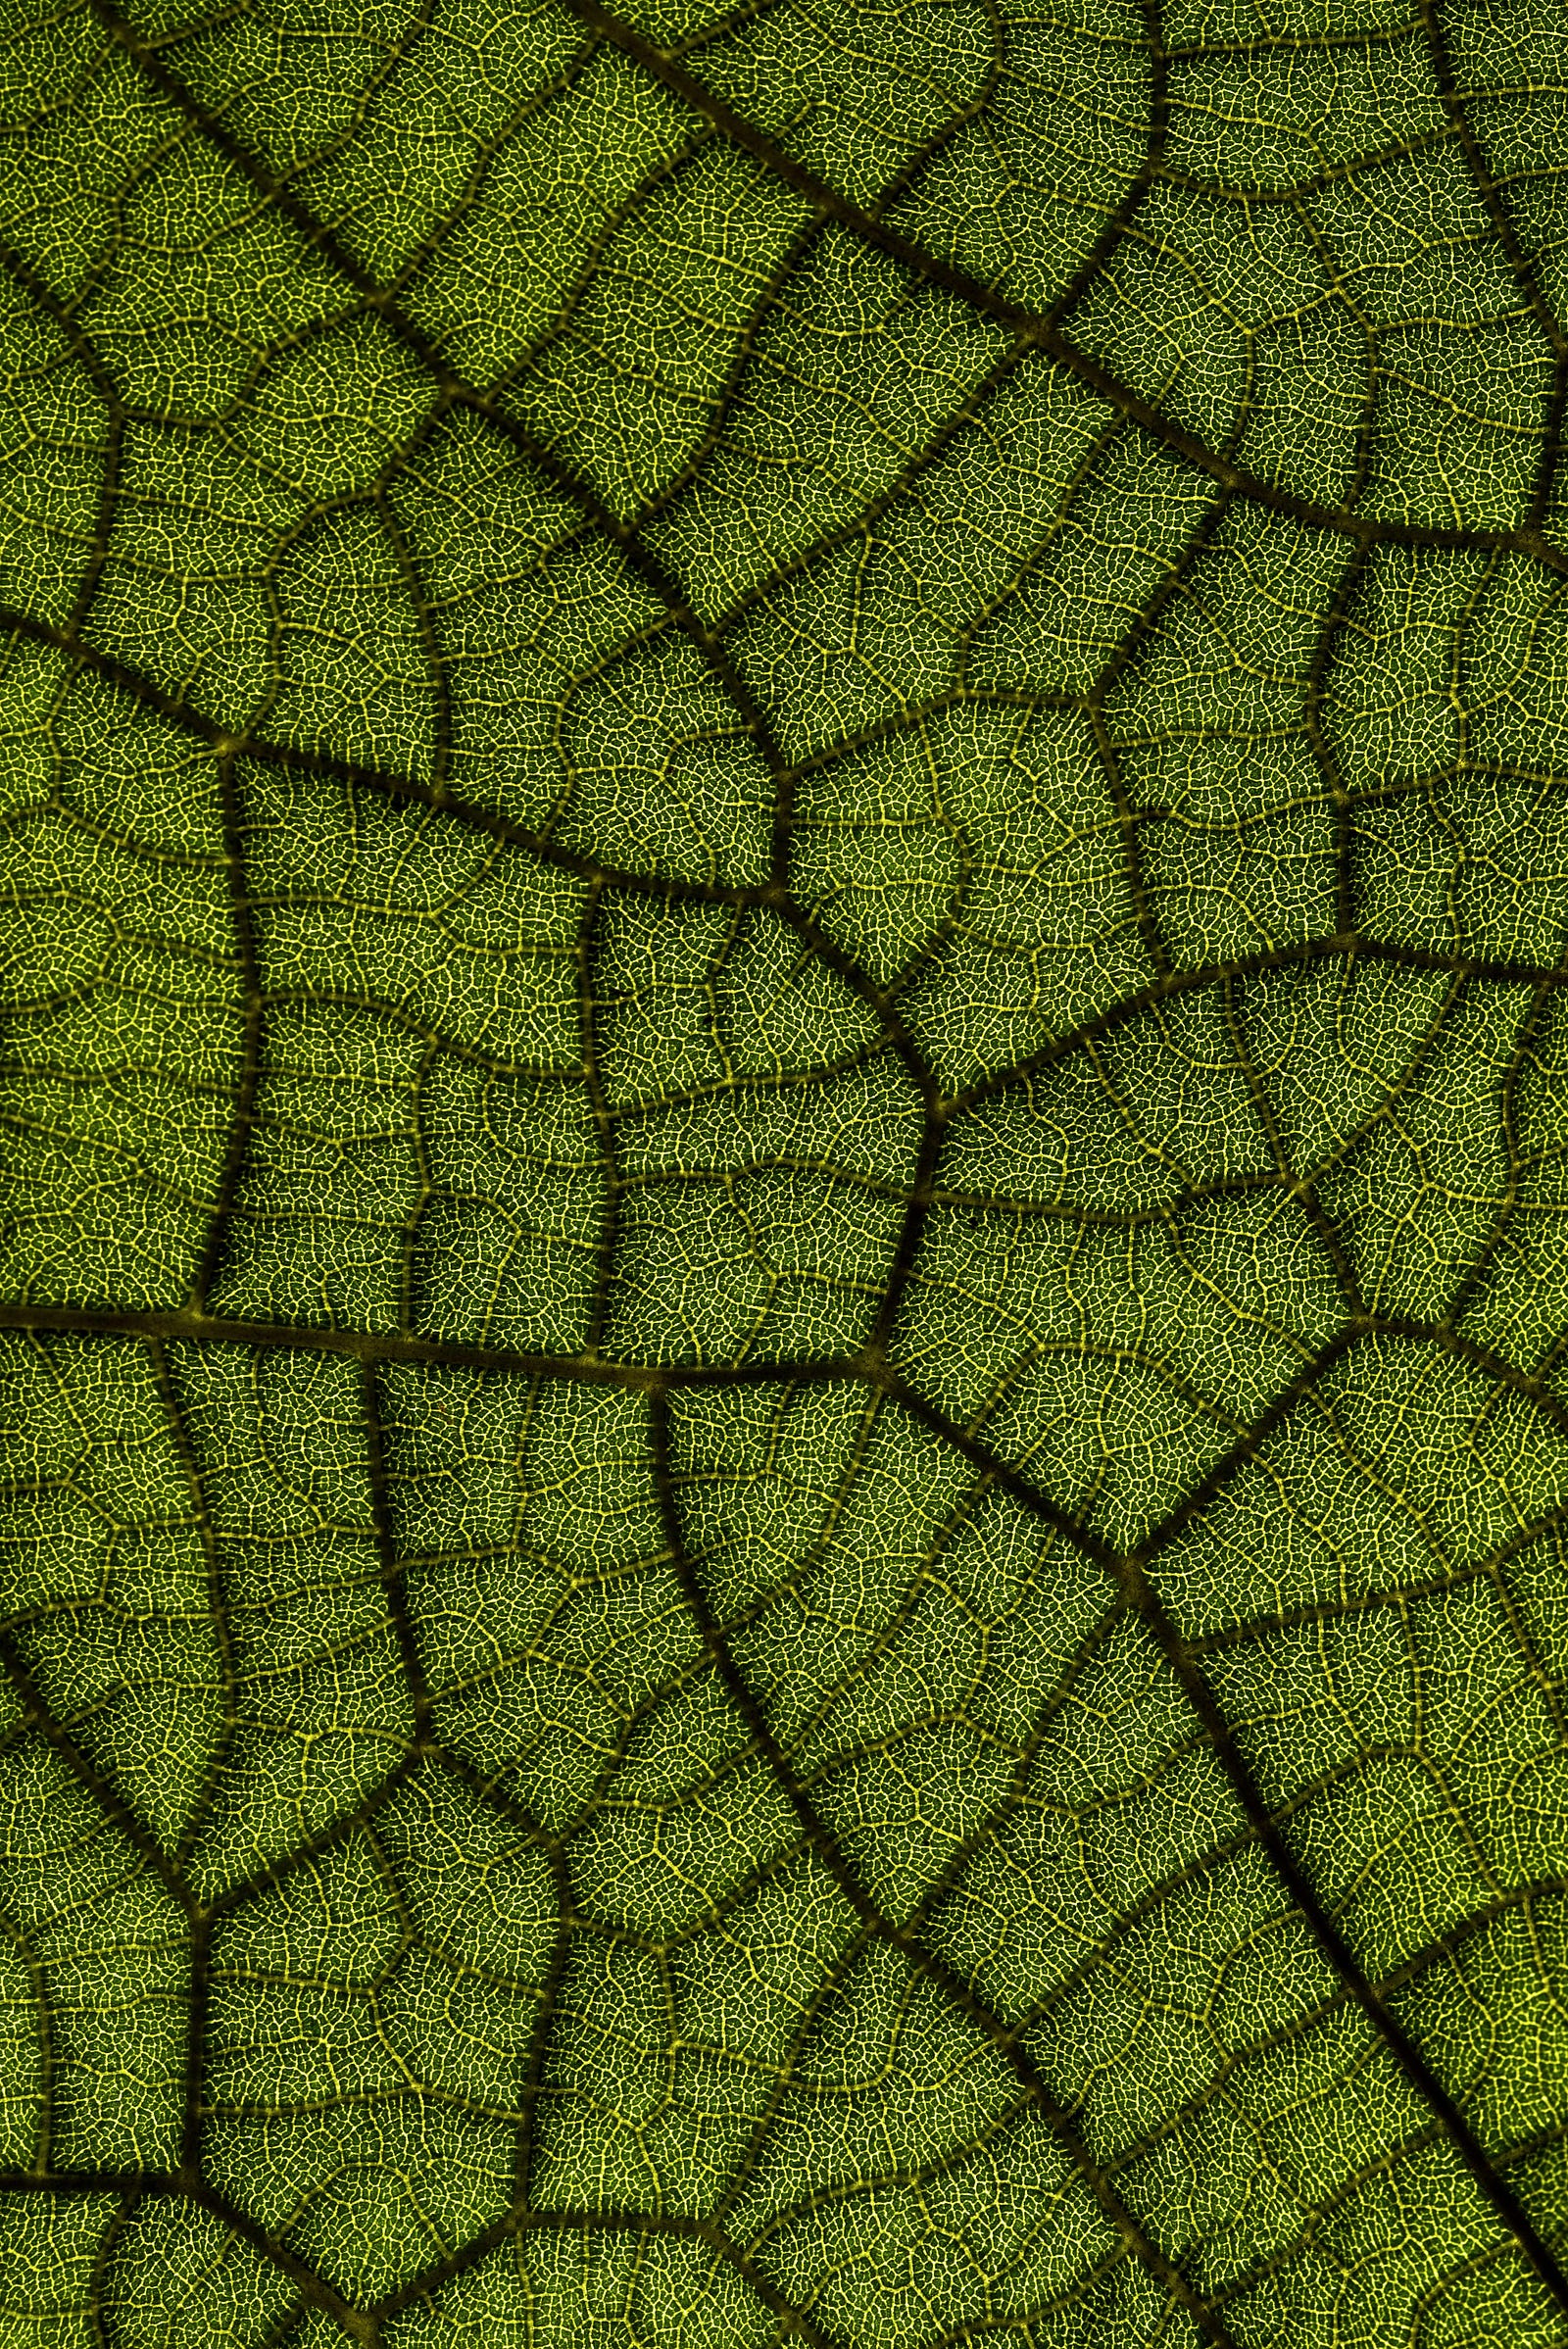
(0, 2170, 378, 2342)
(0, 244, 126, 644)
(553, 0, 1568, 574)
(187, 744, 265, 1314)
(1220, 976, 1366, 1314)
(0, 600, 755, 907)
(0, 1630, 193, 1914)
(360, 1359, 431, 1730)
(84, 2189, 140, 2349)
(575, 880, 621, 1357)
(877, 1350, 1568, 2318)
(949, 933, 1568, 1116)
(143, 1339, 241, 1878)
(647, 1391, 1242, 2349)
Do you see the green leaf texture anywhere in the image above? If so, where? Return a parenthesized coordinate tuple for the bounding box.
(1, 0, 1567, 2339)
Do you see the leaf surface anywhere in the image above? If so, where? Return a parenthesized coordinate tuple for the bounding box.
(1, 0, 1568, 2340)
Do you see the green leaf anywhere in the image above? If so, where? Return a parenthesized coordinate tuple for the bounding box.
(1, 0, 1567, 2340)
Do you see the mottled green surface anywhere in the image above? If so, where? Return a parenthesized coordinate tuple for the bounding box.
(1, 0, 1567, 2339)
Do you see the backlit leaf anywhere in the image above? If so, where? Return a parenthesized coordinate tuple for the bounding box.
(1, 0, 1567, 2340)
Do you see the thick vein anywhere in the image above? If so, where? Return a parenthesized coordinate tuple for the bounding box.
(0, 246, 126, 645)
(576, 879, 623, 1357)
(878, 1354, 1568, 2315)
(949, 933, 1568, 1113)
(1220, 976, 1366, 1314)
(554, 0, 1568, 575)
(187, 745, 265, 1313)
(360, 1360, 432, 1732)
(0, 2171, 378, 2343)
(1101, 1877, 1568, 2180)
(79, 0, 1568, 598)
(0, 2165, 847, 2347)
(0, 1633, 194, 1915)
(646, 1393, 1242, 2348)
(0, 600, 758, 908)
(142, 1339, 241, 1878)
(4, 1298, 1568, 1445)
(0, 599, 1558, 1029)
